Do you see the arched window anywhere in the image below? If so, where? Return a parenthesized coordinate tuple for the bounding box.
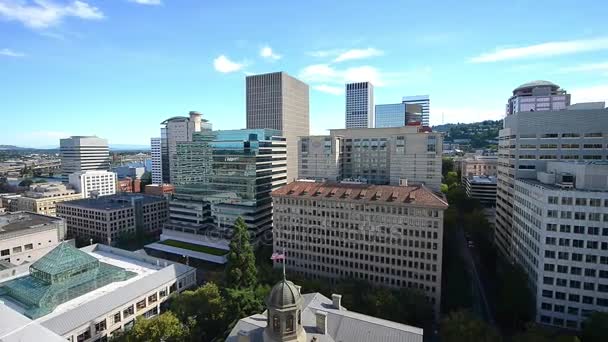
(273, 315, 280, 333)
(286, 315, 294, 332)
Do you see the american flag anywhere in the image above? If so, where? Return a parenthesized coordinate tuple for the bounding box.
(270, 251, 286, 261)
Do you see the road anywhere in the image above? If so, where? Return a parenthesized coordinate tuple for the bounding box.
(455, 227, 495, 326)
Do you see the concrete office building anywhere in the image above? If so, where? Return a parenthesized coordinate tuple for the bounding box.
(461, 155, 498, 179)
(246, 72, 310, 183)
(0, 212, 66, 266)
(375, 103, 423, 128)
(60, 136, 110, 181)
(464, 175, 497, 205)
(228, 278, 423, 342)
(3, 183, 82, 216)
(495, 96, 608, 258)
(160, 111, 212, 184)
(511, 161, 608, 329)
(69, 170, 117, 199)
(506, 80, 570, 116)
(403, 95, 430, 127)
(144, 184, 175, 197)
(0, 243, 196, 342)
(114, 166, 144, 180)
(56, 193, 168, 245)
(150, 137, 163, 184)
(272, 181, 448, 313)
(345, 82, 374, 129)
(299, 126, 443, 190)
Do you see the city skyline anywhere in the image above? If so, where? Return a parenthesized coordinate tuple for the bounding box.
(2, 0, 608, 147)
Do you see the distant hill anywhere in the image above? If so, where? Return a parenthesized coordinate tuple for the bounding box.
(0, 145, 27, 150)
(433, 120, 502, 148)
(0, 144, 149, 151)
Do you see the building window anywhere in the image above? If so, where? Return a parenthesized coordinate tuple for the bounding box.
(95, 319, 107, 333)
(123, 305, 134, 318)
(113, 312, 121, 324)
(273, 315, 280, 333)
(76, 329, 91, 342)
(24, 243, 33, 250)
(286, 315, 294, 333)
(0, 249, 9, 256)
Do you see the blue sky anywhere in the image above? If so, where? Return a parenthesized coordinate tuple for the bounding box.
(1, 0, 608, 147)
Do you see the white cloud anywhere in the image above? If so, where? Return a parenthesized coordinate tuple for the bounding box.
(213, 55, 244, 73)
(260, 45, 281, 60)
(558, 61, 608, 74)
(570, 84, 608, 105)
(343, 66, 383, 85)
(0, 0, 104, 29)
(470, 37, 608, 63)
(299, 64, 339, 83)
(0, 48, 25, 57)
(333, 47, 383, 62)
(129, 0, 161, 5)
(313, 84, 343, 95)
(307, 49, 341, 58)
(430, 107, 504, 126)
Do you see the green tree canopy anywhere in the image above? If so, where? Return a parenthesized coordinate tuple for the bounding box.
(18, 179, 33, 187)
(495, 261, 535, 332)
(170, 282, 226, 341)
(112, 312, 188, 342)
(440, 310, 501, 342)
(442, 157, 455, 178)
(225, 217, 258, 289)
(582, 311, 608, 342)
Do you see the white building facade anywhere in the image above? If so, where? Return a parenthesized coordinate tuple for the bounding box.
(150, 137, 163, 185)
(345, 82, 374, 128)
(511, 161, 608, 329)
(69, 170, 117, 198)
(59, 136, 110, 181)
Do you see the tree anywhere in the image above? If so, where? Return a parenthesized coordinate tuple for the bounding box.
(495, 260, 535, 332)
(445, 171, 459, 187)
(18, 179, 33, 187)
(582, 311, 608, 342)
(112, 312, 188, 342)
(140, 171, 152, 190)
(440, 183, 449, 193)
(440, 310, 501, 342)
(225, 217, 257, 289)
(170, 282, 226, 341)
(442, 157, 455, 178)
(225, 287, 264, 324)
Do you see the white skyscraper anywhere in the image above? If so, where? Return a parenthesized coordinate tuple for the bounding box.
(150, 137, 163, 184)
(402, 95, 430, 126)
(345, 82, 374, 128)
(59, 136, 110, 181)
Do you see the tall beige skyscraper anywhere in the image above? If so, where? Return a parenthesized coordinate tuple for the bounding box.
(246, 71, 310, 182)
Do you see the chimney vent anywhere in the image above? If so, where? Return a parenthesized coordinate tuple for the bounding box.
(332, 294, 342, 310)
(315, 311, 328, 334)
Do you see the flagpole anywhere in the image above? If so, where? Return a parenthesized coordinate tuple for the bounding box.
(282, 247, 286, 281)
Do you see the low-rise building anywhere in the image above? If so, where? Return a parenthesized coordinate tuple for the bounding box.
(144, 184, 175, 197)
(228, 278, 423, 341)
(511, 161, 608, 329)
(0, 212, 66, 266)
(461, 155, 498, 179)
(69, 170, 117, 199)
(0, 242, 196, 341)
(464, 175, 497, 205)
(56, 193, 168, 245)
(117, 177, 141, 193)
(272, 181, 448, 313)
(113, 166, 145, 179)
(5, 183, 82, 216)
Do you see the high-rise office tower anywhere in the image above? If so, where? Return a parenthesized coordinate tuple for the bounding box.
(150, 137, 163, 184)
(375, 103, 423, 128)
(246, 71, 310, 183)
(495, 82, 607, 259)
(506, 80, 570, 116)
(160, 111, 212, 184)
(402, 95, 430, 126)
(59, 136, 110, 181)
(298, 126, 443, 190)
(345, 82, 374, 128)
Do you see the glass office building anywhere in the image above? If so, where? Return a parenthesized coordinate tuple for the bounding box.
(375, 103, 423, 128)
(173, 129, 287, 238)
(402, 95, 430, 126)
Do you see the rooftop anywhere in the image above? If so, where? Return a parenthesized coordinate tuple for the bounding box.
(228, 292, 423, 342)
(513, 80, 560, 93)
(0, 212, 62, 236)
(468, 176, 497, 184)
(0, 244, 194, 336)
(57, 193, 165, 210)
(273, 181, 448, 208)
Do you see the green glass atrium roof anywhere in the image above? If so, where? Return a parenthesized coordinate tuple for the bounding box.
(0, 242, 135, 319)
